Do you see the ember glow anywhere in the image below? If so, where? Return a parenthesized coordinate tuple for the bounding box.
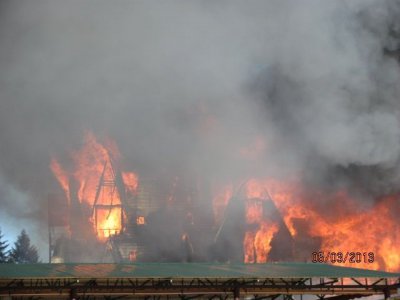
(50, 131, 138, 241)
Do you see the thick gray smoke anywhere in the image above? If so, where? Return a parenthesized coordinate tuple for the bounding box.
(250, 0, 400, 195)
(0, 0, 399, 259)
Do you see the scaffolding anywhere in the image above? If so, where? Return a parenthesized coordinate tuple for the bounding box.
(0, 263, 399, 299)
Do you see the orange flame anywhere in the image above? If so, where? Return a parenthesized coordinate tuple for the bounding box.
(50, 131, 138, 241)
(309, 195, 400, 271)
(254, 221, 279, 263)
(244, 221, 279, 263)
(244, 198, 279, 263)
(50, 158, 70, 204)
(95, 207, 122, 240)
(72, 131, 116, 205)
(215, 178, 400, 271)
(244, 231, 256, 263)
(213, 183, 280, 263)
(245, 199, 263, 224)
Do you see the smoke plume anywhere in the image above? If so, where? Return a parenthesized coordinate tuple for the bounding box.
(0, 0, 400, 259)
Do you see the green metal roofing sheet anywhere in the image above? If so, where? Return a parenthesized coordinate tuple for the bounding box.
(0, 263, 399, 279)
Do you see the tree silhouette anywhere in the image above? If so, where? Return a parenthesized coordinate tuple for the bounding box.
(0, 228, 9, 263)
(9, 230, 39, 263)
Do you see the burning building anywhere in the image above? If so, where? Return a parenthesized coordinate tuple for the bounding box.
(1, 0, 400, 275)
(49, 132, 210, 263)
(48, 131, 400, 273)
(48, 132, 296, 264)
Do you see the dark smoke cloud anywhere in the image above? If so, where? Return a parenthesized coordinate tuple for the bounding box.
(249, 0, 400, 194)
(0, 0, 400, 259)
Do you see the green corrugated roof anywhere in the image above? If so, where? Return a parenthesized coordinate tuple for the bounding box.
(0, 263, 399, 279)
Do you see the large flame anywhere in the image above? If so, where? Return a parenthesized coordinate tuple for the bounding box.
(50, 131, 138, 241)
(214, 178, 400, 271)
(50, 131, 400, 270)
(263, 179, 400, 271)
(95, 207, 123, 240)
(244, 220, 279, 263)
(213, 183, 280, 263)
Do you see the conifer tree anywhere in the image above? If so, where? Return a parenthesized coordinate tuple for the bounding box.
(0, 228, 9, 263)
(9, 229, 39, 263)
